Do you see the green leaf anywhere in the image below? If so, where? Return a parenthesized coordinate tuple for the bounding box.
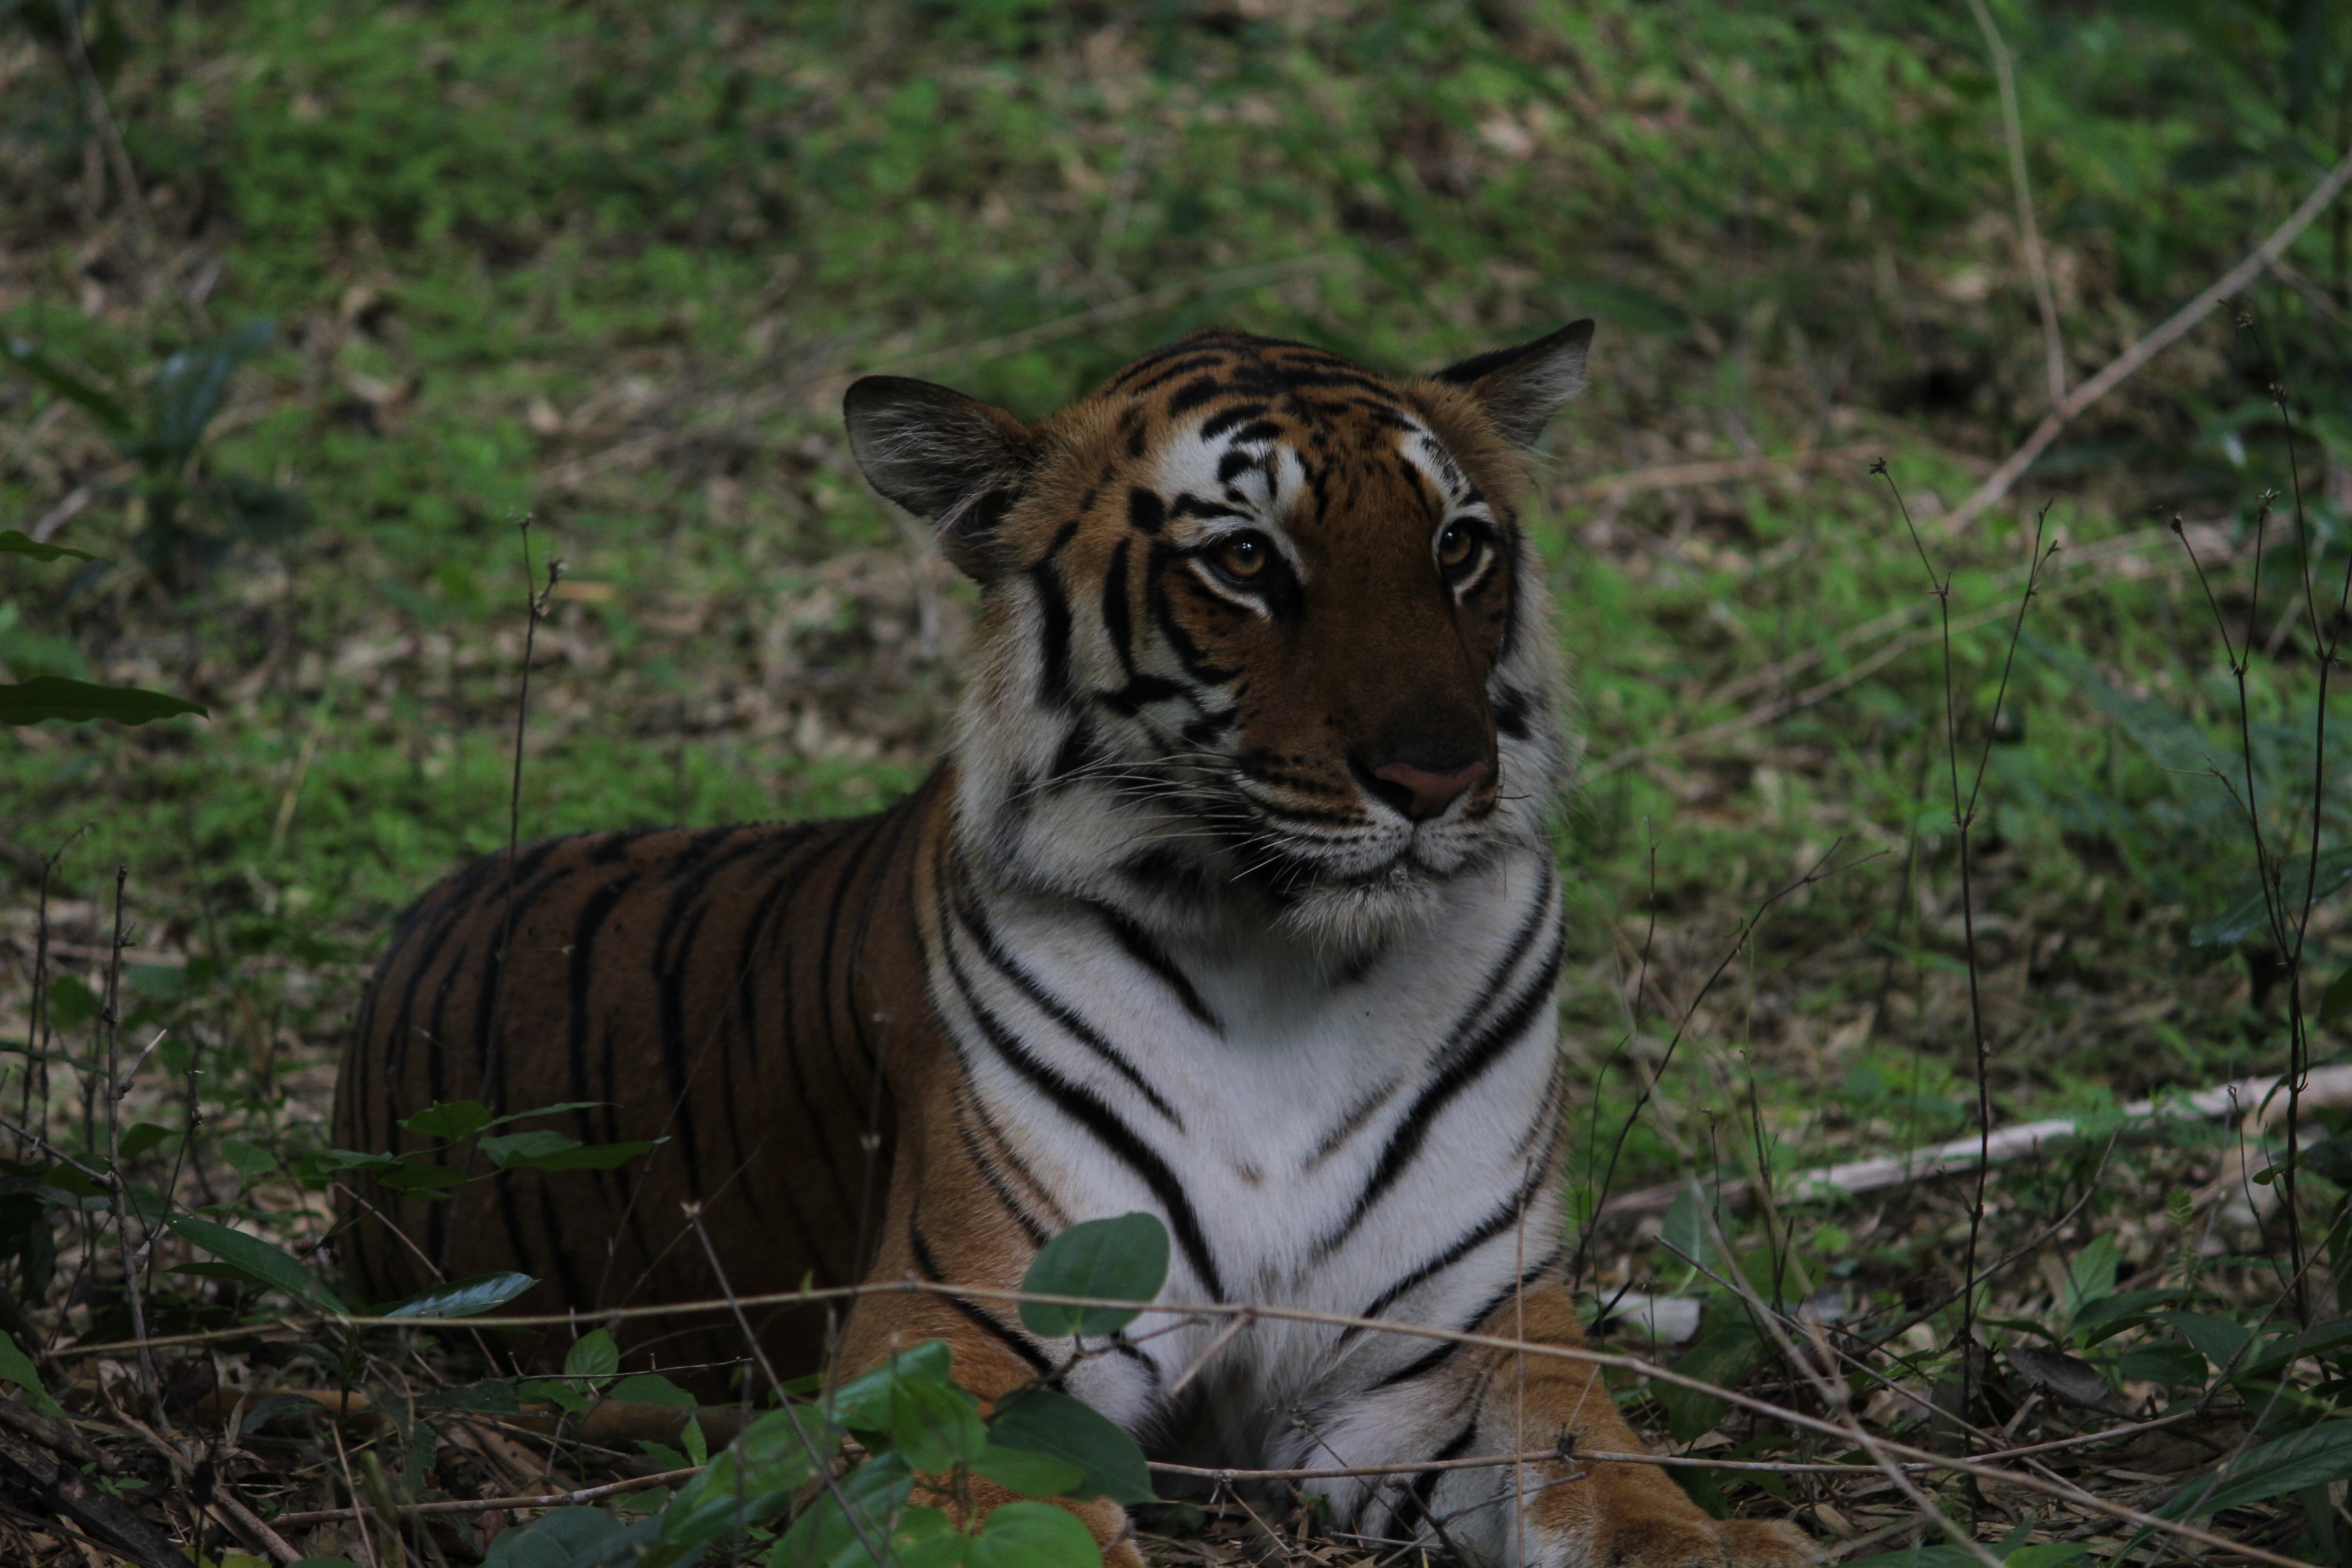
(165, 1215, 344, 1313)
(768, 1450, 914, 1567)
(681, 1411, 708, 1467)
(0, 530, 101, 564)
(1663, 1322, 1761, 1443)
(889, 1373, 987, 1474)
(0, 1329, 62, 1418)
(1, 340, 133, 435)
(148, 322, 274, 468)
(2161, 1421, 2352, 1519)
(2114, 1339, 2208, 1387)
(657, 1404, 831, 1548)
(481, 1504, 651, 1568)
(2191, 845, 2352, 949)
(564, 1328, 619, 1379)
(970, 1441, 1088, 1497)
(402, 1100, 494, 1141)
(608, 1373, 698, 1409)
(378, 1271, 537, 1320)
(2061, 1233, 2119, 1324)
(2072, 1287, 2191, 1346)
(967, 1500, 1101, 1568)
(1018, 1213, 1169, 1338)
(218, 1139, 277, 1181)
(2242, 1318, 2352, 1377)
(2161, 1310, 2254, 1370)
(373, 1162, 470, 1198)
(411, 1380, 528, 1416)
(987, 1388, 1154, 1505)
(504, 1138, 659, 1173)
(2323, 967, 2352, 1026)
(829, 1339, 956, 1435)
(2006, 1545, 2088, 1568)
(0, 676, 207, 726)
(118, 1122, 174, 1162)
(47, 974, 99, 1028)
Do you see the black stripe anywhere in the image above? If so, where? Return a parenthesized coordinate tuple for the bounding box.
(1321, 902, 1562, 1252)
(956, 896, 1183, 1128)
(1348, 1159, 1555, 1337)
(1032, 560, 1075, 709)
(1093, 903, 1220, 1033)
(1195, 402, 1268, 441)
(1388, 1420, 1477, 1537)
(909, 1215, 1053, 1376)
(941, 926, 1226, 1301)
(1125, 488, 1164, 536)
(1102, 536, 1135, 676)
(954, 1114, 1054, 1248)
(1371, 1250, 1561, 1392)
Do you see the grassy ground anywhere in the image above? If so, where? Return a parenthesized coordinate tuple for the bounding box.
(4, 2, 2352, 1564)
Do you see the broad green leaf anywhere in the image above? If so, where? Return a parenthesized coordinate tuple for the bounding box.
(374, 1162, 470, 1198)
(2006, 1544, 2088, 1568)
(1, 340, 133, 434)
(987, 1388, 1154, 1504)
(971, 1441, 1088, 1497)
(47, 974, 99, 1028)
(2114, 1339, 2207, 1387)
(2324, 967, 2352, 1026)
(768, 1450, 913, 1567)
(2241, 1318, 2352, 1377)
(378, 1271, 537, 1320)
(608, 1373, 698, 1409)
(830, 1339, 956, 1435)
(481, 1504, 649, 1568)
(119, 1122, 174, 1162)
(480, 1130, 579, 1167)
(2161, 1311, 2253, 1370)
(1019, 1213, 1169, 1338)
(658, 1404, 831, 1548)
(218, 1139, 277, 1181)
(1663, 1321, 1761, 1443)
(483, 1101, 608, 1129)
(2072, 1287, 2190, 1346)
(0, 530, 100, 564)
(0, 1329, 61, 1418)
(890, 1373, 987, 1474)
(681, 1411, 708, 1467)
(0, 676, 206, 726)
(565, 1328, 619, 1379)
(403, 1100, 495, 1141)
(2160, 1421, 2352, 1519)
(2191, 845, 2352, 949)
(166, 1215, 344, 1313)
(968, 1500, 1100, 1568)
(2060, 1233, 2119, 1324)
(149, 323, 274, 467)
(505, 1138, 659, 1173)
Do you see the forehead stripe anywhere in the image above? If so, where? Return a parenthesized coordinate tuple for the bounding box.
(1196, 403, 1269, 440)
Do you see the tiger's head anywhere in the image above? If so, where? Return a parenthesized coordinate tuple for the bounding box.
(845, 324, 1589, 949)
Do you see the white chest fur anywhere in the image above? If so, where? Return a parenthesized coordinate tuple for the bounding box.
(930, 847, 1568, 1446)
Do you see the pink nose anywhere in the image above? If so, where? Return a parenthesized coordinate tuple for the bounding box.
(1371, 759, 1490, 821)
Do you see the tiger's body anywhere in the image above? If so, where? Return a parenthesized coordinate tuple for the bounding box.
(336, 327, 1803, 1567)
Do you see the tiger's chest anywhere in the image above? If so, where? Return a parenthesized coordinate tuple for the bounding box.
(932, 847, 1567, 1399)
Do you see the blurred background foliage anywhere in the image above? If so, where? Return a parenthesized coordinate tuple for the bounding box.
(2, 0, 2351, 1190)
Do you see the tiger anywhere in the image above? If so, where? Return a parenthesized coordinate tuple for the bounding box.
(333, 323, 1807, 1568)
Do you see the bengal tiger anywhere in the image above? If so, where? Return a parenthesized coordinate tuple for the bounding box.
(333, 324, 1806, 1567)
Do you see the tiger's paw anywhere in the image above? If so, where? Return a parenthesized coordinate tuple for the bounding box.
(1588, 1508, 1813, 1568)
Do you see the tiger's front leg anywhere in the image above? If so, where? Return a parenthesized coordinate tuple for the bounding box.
(1308, 1281, 1810, 1568)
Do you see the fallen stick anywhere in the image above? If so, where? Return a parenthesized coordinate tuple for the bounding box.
(1597, 1064, 2352, 1226)
(1942, 143, 2352, 535)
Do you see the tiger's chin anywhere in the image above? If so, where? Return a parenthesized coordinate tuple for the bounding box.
(1276, 867, 1448, 949)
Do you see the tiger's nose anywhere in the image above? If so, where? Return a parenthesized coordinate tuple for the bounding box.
(1368, 757, 1490, 821)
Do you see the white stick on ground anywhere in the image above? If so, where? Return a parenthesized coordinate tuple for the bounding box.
(1597, 1063, 2352, 1225)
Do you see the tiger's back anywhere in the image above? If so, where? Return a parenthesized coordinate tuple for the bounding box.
(333, 770, 949, 1373)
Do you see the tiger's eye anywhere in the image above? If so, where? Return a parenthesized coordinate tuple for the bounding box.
(1437, 522, 1477, 570)
(1217, 534, 1270, 580)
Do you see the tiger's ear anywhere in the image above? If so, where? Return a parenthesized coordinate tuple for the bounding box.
(843, 376, 1038, 583)
(1431, 320, 1595, 450)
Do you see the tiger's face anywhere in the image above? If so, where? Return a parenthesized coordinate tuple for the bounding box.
(846, 325, 1590, 948)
